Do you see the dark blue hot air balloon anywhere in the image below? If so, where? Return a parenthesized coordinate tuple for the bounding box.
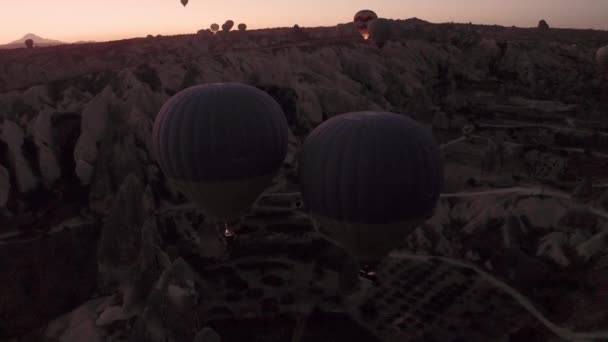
(153, 83, 288, 232)
(298, 111, 443, 266)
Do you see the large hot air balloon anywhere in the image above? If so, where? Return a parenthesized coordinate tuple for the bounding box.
(181, 0, 188, 6)
(238, 23, 247, 32)
(596, 45, 608, 71)
(299, 111, 443, 270)
(153, 83, 288, 239)
(354, 10, 378, 40)
(210, 23, 220, 33)
(368, 18, 393, 48)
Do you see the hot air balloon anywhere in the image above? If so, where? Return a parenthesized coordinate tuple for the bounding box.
(25, 39, 33, 48)
(210, 23, 220, 33)
(299, 111, 443, 273)
(537, 19, 550, 31)
(222, 20, 234, 32)
(153, 83, 288, 240)
(238, 23, 247, 32)
(181, 0, 188, 6)
(368, 18, 393, 48)
(354, 10, 378, 40)
(596, 45, 608, 72)
(196, 29, 213, 38)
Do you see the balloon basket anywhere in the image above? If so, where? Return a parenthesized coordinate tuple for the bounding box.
(214, 221, 237, 246)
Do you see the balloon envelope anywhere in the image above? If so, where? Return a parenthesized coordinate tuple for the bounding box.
(153, 83, 288, 220)
(354, 10, 378, 40)
(368, 18, 393, 48)
(299, 111, 443, 262)
(238, 23, 247, 31)
(210, 23, 220, 33)
(222, 20, 235, 32)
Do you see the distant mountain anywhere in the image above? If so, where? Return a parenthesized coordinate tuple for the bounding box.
(8, 33, 65, 45)
(0, 33, 66, 49)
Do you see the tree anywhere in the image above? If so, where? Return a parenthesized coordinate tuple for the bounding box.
(25, 39, 34, 48)
(538, 19, 550, 31)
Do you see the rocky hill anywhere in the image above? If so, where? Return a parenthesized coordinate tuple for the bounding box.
(1, 19, 608, 341)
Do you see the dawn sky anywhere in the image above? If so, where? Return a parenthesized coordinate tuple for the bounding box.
(2, 0, 607, 43)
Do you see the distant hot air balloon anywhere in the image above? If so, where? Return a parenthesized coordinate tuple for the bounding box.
(153, 83, 288, 239)
(353, 9, 378, 40)
(196, 29, 213, 37)
(299, 111, 443, 269)
(596, 45, 608, 72)
(210, 23, 220, 33)
(368, 18, 393, 48)
(537, 19, 550, 31)
(25, 39, 34, 48)
(222, 20, 234, 32)
(181, 0, 188, 6)
(238, 23, 247, 32)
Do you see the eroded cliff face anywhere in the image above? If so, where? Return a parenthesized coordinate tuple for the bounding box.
(1, 21, 608, 341)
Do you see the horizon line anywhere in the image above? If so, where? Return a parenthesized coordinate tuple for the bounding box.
(3, 18, 608, 45)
